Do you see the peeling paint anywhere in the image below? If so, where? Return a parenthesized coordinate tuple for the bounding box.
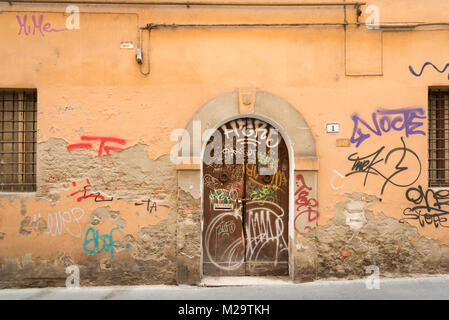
(58, 253, 74, 267)
(298, 192, 449, 280)
(0, 137, 178, 288)
(19, 215, 47, 236)
(89, 206, 127, 229)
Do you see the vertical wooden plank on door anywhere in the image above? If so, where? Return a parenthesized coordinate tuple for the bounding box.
(202, 120, 245, 276)
(244, 119, 289, 276)
(202, 118, 289, 276)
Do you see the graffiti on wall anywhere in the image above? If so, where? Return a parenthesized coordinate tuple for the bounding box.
(400, 185, 449, 229)
(134, 199, 159, 214)
(16, 14, 67, 36)
(83, 227, 130, 259)
(409, 62, 449, 80)
(350, 108, 426, 148)
(330, 169, 345, 191)
(45, 207, 85, 238)
(69, 179, 165, 214)
(346, 137, 421, 195)
(70, 179, 113, 202)
(20, 215, 47, 235)
(17, 177, 172, 261)
(67, 136, 126, 157)
(294, 174, 319, 235)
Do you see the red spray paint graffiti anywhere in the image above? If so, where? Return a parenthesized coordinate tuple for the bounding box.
(67, 136, 126, 157)
(294, 174, 319, 235)
(69, 179, 112, 202)
(68, 179, 168, 214)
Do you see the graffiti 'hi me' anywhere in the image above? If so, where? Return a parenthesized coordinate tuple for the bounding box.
(16, 15, 67, 36)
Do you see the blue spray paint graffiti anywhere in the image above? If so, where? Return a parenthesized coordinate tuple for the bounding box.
(409, 62, 449, 79)
(83, 227, 130, 259)
(350, 108, 426, 148)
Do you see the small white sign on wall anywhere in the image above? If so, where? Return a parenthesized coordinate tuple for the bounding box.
(326, 123, 340, 133)
(120, 41, 134, 49)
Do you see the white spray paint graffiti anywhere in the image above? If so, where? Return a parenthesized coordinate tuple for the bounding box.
(330, 169, 345, 191)
(245, 202, 288, 269)
(45, 207, 85, 238)
(204, 174, 221, 190)
(171, 118, 282, 165)
(220, 119, 281, 165)
(205, 201, 288, 271)
(204, 210, 244, 271)
(216, 220, 236, 238)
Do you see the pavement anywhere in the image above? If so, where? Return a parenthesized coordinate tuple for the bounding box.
(1, 275, 449, 300)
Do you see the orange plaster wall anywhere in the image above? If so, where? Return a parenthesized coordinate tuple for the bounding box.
(0, 0, 449, 260)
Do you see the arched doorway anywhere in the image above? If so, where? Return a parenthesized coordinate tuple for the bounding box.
(202, 117, 290, 276)
(175, 89, 318, 284)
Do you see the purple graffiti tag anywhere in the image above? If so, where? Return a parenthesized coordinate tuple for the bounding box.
(409, 62, 449, 80)
(350, 108, 426, 148)
(16, 14, 67, 36)
(16, 15, 30, 36)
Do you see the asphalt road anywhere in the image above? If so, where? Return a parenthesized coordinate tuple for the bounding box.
(1, 275, 449, 300)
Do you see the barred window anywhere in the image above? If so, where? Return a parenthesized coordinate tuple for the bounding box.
(0, 90, 37, 192)
(429, 88, 449, 187)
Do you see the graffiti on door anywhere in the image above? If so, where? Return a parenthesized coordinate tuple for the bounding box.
(203, 118, 289, 276)
(204, 210, 244, 271)
(245, 201, 288, 271)
(246, 163, 288, 191)
(246, 183, 279, 205)
(208, 188, 238, 217)
(204, 118, 282, 165)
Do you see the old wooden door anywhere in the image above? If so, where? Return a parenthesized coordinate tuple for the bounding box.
(203, 118, 289, 276)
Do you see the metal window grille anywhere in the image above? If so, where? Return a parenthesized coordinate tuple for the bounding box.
(429, 89, 449, 187)
(0, 90, 37, 192)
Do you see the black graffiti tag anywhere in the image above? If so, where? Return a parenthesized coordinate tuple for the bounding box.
(345, 137, 421, 195)
(400, 186, 449, 228)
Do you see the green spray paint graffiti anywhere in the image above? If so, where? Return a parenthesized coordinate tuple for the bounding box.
(209, 189, 237, 218)
(246, 183, 278, 205)
(83, 227, 130, 259)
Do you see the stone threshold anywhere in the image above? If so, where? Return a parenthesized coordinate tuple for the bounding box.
(200, 276, 292, 287)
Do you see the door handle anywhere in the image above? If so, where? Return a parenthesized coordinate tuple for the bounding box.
(237, 198, 252, 204)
